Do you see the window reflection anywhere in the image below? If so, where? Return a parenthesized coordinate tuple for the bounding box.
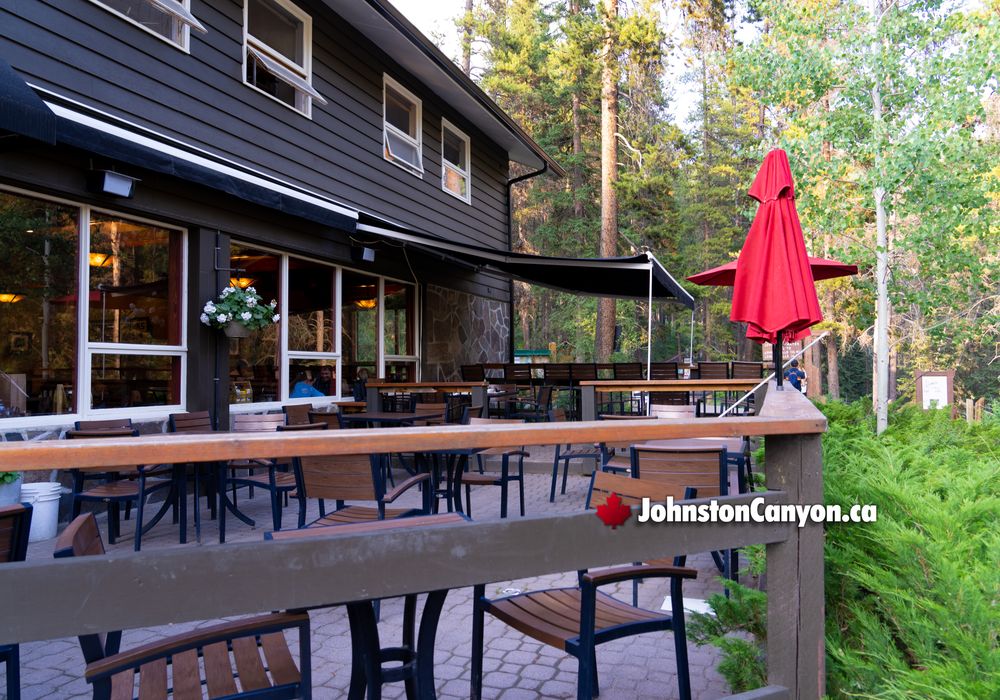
(229, 244, 280, 403)
(0, 192, 78, 417)
(90, 354, 179, 409)
(341, 270, 378, 394)
(287, 258, 334, 352)
(384, 282, 414, 357)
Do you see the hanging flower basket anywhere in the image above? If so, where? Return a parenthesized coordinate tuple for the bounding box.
(201, 285, 279, 334)
(224, 321, 251, 338)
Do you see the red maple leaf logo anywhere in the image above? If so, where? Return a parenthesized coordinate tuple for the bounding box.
(595, 493, 632, 529)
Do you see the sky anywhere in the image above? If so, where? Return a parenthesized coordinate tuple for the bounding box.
(389, 0, 708, 128)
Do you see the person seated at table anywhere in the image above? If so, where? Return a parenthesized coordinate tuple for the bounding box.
(290, 370, 325, 398)
(314, 364, 334, 395)
(783, 359, 806, 392)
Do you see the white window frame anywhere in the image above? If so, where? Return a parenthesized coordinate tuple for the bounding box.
(0, 186, 189, 429)
(382, 75, 424, 177)
(88, 0, 206, 52)
(380, 279, 420, 381)
(242, 0, 321, 118)
(440, 118, 472, 204)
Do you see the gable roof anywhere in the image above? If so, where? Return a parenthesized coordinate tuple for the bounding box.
(322, 0, 565, 177)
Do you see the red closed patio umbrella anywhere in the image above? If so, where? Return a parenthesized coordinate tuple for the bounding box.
(691, 149, 847, 388)
(686, 256, 857, 287)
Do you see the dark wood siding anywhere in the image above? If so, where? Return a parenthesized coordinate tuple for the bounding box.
(0, 0, 511, 300)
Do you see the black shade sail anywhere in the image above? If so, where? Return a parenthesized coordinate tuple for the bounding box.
(31, 88, 357, 233)
(0, 58, 57, 144)
(357, 214, 694, 308)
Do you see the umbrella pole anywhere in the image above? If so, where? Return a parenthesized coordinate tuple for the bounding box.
(646, 266, 653, 380)
(774, 333, 784, 390)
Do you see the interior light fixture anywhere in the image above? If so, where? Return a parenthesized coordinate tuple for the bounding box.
(354, 298, 377, 309)
(229, 277, 256, 289)
(0, 293, 24, 304)
(88, 252, 115, 267)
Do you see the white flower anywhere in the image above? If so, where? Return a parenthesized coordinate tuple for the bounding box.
(204, 302, 216, 313)
(227, 313, 234, 321)
(200, 313, 210, 324)
(217, 313, 228, 323)
(241, 311, 252, 321)
(246, 297, 257, 308)
(270, 300, 277, 308)
(221, 287, 232, 297)
(246, 286, 256, 294)
(272, 314, 280, 323)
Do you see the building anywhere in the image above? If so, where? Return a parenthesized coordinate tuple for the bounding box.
(0, 0, 567, 430)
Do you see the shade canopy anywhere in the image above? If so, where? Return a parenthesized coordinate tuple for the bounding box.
(357, 215, 695, 307)
(687, 256, 858, 286)
(0, 57, 56, 144)
(730, 149, 822, 344)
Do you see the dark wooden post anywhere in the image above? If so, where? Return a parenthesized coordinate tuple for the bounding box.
(762, 384, 825, 698)
(366, 385, 382, 412)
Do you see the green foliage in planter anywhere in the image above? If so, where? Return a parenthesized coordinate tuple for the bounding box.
(822, 401, 1000, 697)
(0, 471, 21, 485)
(688, 579, 768, 693)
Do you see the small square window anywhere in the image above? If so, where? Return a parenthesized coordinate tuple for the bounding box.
(244, 0, 326, 116)
(91, 0, 206, 49)
(441, 119, 471, 203)
(383, 76, 424, 176)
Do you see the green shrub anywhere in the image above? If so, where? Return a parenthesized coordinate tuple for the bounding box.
(823, 402, 1000, 697)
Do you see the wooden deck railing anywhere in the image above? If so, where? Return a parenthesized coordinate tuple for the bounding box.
(0, 382, 825, 699)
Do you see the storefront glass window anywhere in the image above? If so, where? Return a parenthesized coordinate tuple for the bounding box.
(229, 244, 280, 403)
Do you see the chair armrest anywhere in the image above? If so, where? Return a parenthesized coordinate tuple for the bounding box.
(383, 473, 431, 503)
(84, 611, 308, 682)
(582, 564, 697, 587)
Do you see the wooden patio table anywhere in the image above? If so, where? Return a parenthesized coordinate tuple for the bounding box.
(365, 381, 488, 412)
(267, 513, 467, 700)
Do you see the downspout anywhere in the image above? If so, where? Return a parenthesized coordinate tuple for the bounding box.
(506, 163, 548, 363)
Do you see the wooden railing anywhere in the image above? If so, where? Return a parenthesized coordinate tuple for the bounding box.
(364, 380, 488, 412)
(579, 379, 762, 420)
(0, 382, 825, 699)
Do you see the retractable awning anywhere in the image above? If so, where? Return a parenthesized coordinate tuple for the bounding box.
(0, 58, 57, 144)
(13, 82, 357, 233)
(356, 214, 694, 308)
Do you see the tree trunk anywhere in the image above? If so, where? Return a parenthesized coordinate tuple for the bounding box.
(596, 0, 619, 362)
(461, 0, 474, 76)
(826, 334, 840, 399)
(871, 0, 890, 434)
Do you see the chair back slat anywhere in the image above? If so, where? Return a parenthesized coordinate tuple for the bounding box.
(307, 412, 342, 429)
(231, 414, 286, 432)
(731, 361, 763, 379)
(282, 404, 314, 426)
(548, 408, 569, 423)
(542, 363, 571, 385)
(74, 418, 133, 431)
(65, 428, 138, 439)
(413, 403, 447, 426)
(587, 471, 685, 509)
(503, 364, 533, 385)
(461, 364, 486, 381)
(696, 362, 730, 379)
(54, 513, 106, 558)
(297, 454, 379, 502)
(0, 503, 32, 563)
(570, 363, 597, 382)
(168, 411, 213, 433)
(648, 363, 678, 380)
(613, 363, 644, 380)
(630, 447, 728, 497)
(468, 417, 525, 425)
(649, 405, 697, 420)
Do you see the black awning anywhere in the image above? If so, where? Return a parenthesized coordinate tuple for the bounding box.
(356, 214, 695, 308)
(0, 57, 57, 144)
(41, 94, 357, 233)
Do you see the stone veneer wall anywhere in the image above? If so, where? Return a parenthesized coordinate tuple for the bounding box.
(423, 285, 509, 380)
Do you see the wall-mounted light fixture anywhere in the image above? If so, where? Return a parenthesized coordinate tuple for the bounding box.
(353, 298, 377, 309)
(88, 252, 116, 267)
(0, 293, 24, 304)
(351, 246, 376, 263)
(89, 169, 140, 198)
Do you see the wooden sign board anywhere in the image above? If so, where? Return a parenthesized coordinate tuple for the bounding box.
(914, 370, 954, 410)
(761, 337, 806, 365)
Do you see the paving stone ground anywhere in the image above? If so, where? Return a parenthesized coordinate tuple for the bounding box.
(8, 450, 737, 699)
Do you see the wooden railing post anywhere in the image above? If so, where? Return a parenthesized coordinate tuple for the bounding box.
(764, 399, 825, 698)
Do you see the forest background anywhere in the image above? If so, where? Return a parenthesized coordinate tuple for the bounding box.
(404, 0, 998, 410)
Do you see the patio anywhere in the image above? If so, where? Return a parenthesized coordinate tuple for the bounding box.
(14, 468, 733, 699)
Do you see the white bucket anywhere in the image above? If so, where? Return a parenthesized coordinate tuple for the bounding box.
(19, 482, 62, 542)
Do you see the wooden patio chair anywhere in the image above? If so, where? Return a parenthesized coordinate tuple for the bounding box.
(548, 408, 599, 502)
(603, 362, 645, 415)
(502, 363, 533, 389)
(648, 362, 687, 407)
(54, 513, 312, 700)
(1, 502, 32, 700)
(65, 427, 175, 551)
(282, 403, 315, 426)
(460, 364, 486, 381)
(461, 417, 528, 518)
(509, 385, 553, 422)
(695, 361, 732, 416)
(167, 410, 219, 537)
(471, 470, 696, 700)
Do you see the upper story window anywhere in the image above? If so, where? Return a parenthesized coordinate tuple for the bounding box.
(244, 0, 326, 116)
(91, 0, 206, 50)
(441, 119, 471, 203)
(383, 76, 423, 176)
